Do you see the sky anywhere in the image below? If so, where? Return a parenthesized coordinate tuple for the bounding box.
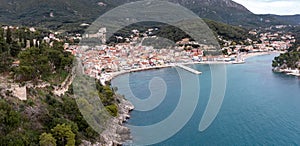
(232, 0, 300, 15)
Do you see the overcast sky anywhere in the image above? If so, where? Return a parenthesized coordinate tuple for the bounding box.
(232, 0, 300, 15)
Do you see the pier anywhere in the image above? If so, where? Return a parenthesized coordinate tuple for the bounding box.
(175, 64, 202, 75)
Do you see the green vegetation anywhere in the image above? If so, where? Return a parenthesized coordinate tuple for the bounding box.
(51, 124, 76, 146)
(16, 42, 73, 83)
(204, 19, 259, 46)
(107, 21, 187, 44)
(108, 20, 256, 47)
(0, 26, 46, 73)
(0, 0, 286, 32)
(39, 133, 57, 146)
(0, 25, 120, 145)
(0, 87, 101, 145)
(105, 104, 118, 117)
(272, 51, 300, 69)
(96, 82, 115, 106)
(0, 27, 18, 72)
(0, 25, 73, 83)
(272, 26, 300, 70)
(96, 81, 119, 117)
(0, 27, 73, 83)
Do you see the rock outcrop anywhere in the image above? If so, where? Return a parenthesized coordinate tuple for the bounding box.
(99, 96, 134, 146)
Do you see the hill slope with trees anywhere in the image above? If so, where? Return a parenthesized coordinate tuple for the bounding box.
(273, 26, 300, 70)
(0, 0, 287, 31)
(0, 26, 125, 145)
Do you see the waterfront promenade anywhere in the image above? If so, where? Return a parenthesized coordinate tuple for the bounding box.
(98, 52, 282, 85)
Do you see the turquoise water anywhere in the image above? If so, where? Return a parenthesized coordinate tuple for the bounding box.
(112, 54, 300, 145)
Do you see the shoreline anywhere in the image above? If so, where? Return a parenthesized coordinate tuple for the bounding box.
(273, 68, 300, 77)
(104, 51, 290, 144)
(84, 50, 296, 145)
(242, 51, 285, 59)
(106, 51, 285, 145)
(105, 51, 284, 83)
(99, 96, 134, 146)
(105, 65, 174, 83)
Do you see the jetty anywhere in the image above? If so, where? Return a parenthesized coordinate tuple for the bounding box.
(175, 64, 202, 75)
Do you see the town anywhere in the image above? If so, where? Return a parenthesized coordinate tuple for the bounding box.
(63, 25, 295, 84)
(1, 24, 295, 85)
(1, 1, 300, 145)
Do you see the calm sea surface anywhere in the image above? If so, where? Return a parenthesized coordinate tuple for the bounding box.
(112, 54, 300, 145)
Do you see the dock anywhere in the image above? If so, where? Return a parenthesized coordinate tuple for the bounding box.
(175, 64, 202, 75)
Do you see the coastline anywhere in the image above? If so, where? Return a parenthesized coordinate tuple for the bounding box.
(105, 51, 286, 145)
(109, 48, 300, 145)
(273, 68, 300, 77)
(242, 51, 300, 77)
(107, 65, 174, 83)
(99, 96, 134, 146)
(266, 51, 300, 77)
(83, 50, 296, 146)
(105, 51, 284, 83)
(242, 51, 285, 59)
(287, 72, 300, 77)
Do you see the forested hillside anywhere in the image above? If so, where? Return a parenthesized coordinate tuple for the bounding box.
(0, 0, 286, 31)
(273, 26, 300, 70)
(0, 26, 120, 145)
(107, 19, 256, 46)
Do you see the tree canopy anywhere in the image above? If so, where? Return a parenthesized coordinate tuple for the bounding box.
(15, 41, 73, 83)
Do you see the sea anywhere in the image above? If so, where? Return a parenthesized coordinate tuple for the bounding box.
(111, 54, 300, 145)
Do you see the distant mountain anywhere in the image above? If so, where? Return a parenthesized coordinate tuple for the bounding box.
(270, 15, 300, 25)
(168, 0, 283, 27)
(0, 0, 290, 30)
(0, 0, 111, 29)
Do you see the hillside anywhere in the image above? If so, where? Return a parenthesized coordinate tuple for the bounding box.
(0, 0, 286, 31)
(170, 0, 282, 27)
(272, 26, 300, 70)
(0, 27, 132, 145)
(102, 18, 255, 50)
(271, 15, 300, 25)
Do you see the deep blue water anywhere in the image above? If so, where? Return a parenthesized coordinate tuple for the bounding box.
(112, 54, 300, 145)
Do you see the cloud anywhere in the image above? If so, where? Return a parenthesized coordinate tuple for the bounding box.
(232, 0, 300, 15)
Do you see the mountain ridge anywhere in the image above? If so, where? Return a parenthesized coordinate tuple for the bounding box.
(0, 0, 297, 30)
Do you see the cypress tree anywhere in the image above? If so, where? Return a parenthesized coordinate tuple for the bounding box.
(6, 27, 12, 44)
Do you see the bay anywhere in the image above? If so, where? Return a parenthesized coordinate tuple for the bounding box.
(112, 54, 300, 145)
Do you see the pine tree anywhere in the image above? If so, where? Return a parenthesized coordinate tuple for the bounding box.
(51, 124, 75, 146)
(10, 41, 21, 57)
